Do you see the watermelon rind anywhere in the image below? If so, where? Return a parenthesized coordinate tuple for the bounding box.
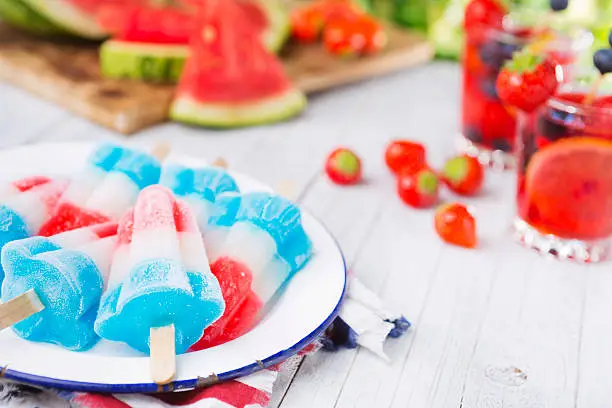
(259, 0, 291, 53)
(100, 40, 188, 83)
(170, 88, 307, 128)
(0, 0, 66, 36)
(20, 0, 107, 39)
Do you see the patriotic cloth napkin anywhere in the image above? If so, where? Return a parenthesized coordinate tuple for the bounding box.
(0, 277, 410, 408)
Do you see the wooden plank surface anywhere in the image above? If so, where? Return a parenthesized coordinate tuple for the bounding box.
(0, 19, 432, 135)
(4, 62, 610, 408)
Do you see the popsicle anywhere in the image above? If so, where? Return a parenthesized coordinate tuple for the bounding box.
(0, 222, 118, 350)
(192, 191, 313, 350)
(94, 185, 225, 384)
(160, 163, 241, 256)
(37, 143, 165, 236)
(0, 176, 70, 282)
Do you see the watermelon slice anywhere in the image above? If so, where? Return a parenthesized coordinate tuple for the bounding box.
(99, 0, 290, 83)
(0, 0, 68, 36)
(169, 0, 306, 128)
(19, 0, 110, 39)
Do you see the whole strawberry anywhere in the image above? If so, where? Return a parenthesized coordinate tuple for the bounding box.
(325, 147, 362, 185)
(435, 203, 477, 248)
(496, 49, 559, 113)
(397, 168, 440, 208)
(441, 155, 484, 196)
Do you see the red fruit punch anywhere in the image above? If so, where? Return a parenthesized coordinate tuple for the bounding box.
(464, 0, 506, 29)
(522, 137, 612, 239)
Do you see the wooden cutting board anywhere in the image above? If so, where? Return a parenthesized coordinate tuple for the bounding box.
(0, 21, 432, 134)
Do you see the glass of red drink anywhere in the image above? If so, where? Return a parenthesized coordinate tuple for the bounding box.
(514, 83, 612, 263)
(460, 12, 590, 170)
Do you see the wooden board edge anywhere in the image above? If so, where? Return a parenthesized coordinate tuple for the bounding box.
(0, 59, 168, 135)
(295, 41, 435, 94)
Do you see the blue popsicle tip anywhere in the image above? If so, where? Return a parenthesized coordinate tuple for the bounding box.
(0, 206, 32, 284)
(161, 164, 240, 203)
(95, 259, 225, 354)
(1, 236, 104, 351)
(88, 143, 162, 189)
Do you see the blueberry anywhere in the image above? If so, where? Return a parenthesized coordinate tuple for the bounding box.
(594, 48, 612, 75)
(537, 115, 567, 141)
(387, 316, 412, 338)
(478, 40, 520, 71)
(550, 0, 569, 11)
(500, 42, 521, 60)
(492, 138, 512, 152)
(464, 126, 484, 143)
(478, 77, 499, 100)
(478, 42, 506, 70)
(609, 29, 612, 48)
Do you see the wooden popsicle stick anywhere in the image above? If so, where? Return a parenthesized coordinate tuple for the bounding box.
(0, 289, 45, 330)
(151, 142, 171, 161)
(275, 181, 297, 201)
(150, 324, 176, 385)
(211, 157, 229, 169)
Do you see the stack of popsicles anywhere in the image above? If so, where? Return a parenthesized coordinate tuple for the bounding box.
(0, 143, 314, 385)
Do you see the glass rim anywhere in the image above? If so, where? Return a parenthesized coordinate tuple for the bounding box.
(548, 92, 612, 116)
(475, 12, 593, 52)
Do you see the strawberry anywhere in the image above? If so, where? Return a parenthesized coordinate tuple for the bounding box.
(325, 147, 362, 185)
(291, 0, 361, 43)
(323, 14, 386, 57)
(397, 168, 440, 208)
(291, 3, 327, 43)
(384, 140, 427, 175)
(441, 155, 485, 196)
(434, 203, 477, 248)
(496, 49, 559, 113)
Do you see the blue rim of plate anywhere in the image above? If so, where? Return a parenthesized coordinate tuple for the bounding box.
(0, 215, 348, 394)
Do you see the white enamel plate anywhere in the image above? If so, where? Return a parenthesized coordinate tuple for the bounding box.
(0, 142, 347, 393)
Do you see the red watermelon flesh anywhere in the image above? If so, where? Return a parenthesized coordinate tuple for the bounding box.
(96, 0, 268, 45)
(176, 0, 291, 103)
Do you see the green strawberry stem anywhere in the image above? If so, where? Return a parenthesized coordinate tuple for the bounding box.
(505, 49, 543, 74)
(333, 151, 359, 175)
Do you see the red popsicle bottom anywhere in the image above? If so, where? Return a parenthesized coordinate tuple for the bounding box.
(190, 257, 264, 351)
(38, 203, 111, 237)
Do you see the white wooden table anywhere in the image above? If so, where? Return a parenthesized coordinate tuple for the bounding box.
(1, 61, 611, 408)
